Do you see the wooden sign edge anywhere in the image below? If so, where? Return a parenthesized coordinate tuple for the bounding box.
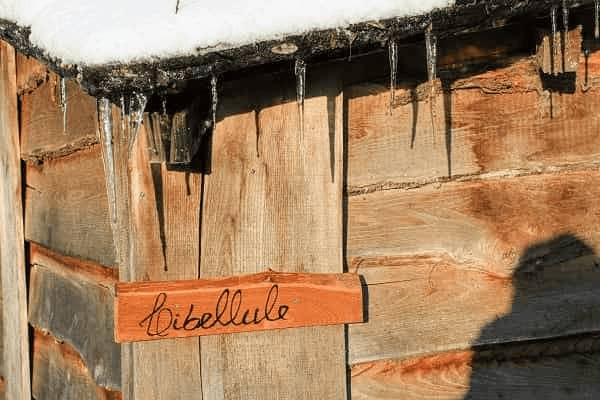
(114, 271, 364, 343)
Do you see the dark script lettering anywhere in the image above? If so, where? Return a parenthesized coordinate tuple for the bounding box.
(139, 284, 289, 337)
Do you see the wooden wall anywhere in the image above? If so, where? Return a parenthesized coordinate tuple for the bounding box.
(17, 55, 121, 399)
(345, 36, 600, 400)
(8, 15, 600, 400)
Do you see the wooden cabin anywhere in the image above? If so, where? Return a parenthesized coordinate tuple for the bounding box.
(1, 0, 600, 399)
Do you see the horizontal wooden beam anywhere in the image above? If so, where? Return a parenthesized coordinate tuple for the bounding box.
(115, 271, 363, 343)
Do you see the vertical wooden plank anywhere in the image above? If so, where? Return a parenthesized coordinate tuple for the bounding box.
(103, 106, 203, 399)
(0, 41, 31, 399)
(199, 70, 346, 399)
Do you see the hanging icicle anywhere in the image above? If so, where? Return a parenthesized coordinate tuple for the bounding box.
(119, 94, 127, 134)
(295, 58, 306, 107)
(59, 77, 67, 134)
(128, 92, 148, 155)
(344, 30, 357, 62)
(388, 39, 397, 114)
(595, 0, 599, 40)
(551, 6, 558, 75)
(211, 75, 218, 129)
(97, 98, 118, 246)
(562, 0, 569, 44)
(425, 25, 438, 141)
(294, 58, 306, 136)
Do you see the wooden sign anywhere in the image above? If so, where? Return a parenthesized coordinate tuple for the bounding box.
(114, 271, 363, 343)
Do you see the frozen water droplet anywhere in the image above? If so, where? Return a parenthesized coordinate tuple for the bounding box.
(59, 77, 67, 134)
(562, 0, 569, 43)
(97, 98, 117, 237)
(595, 0, 599, 40)
(388, 39, 397, 114)
(211, 75, 218, 129)
(425, 25, 438, 142)
(75, 66, 83, 84)
(425, 28, 437, 83)
(295, 59, 306, 107)
(128, 93, 148, 155)
(119, 94, 126, 134)
(344, 29, 357, 62)
(294, 58, 306, 136)
(551, 6, 558, 75)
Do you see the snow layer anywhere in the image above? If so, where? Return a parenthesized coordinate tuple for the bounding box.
(0, 0, 454, 66)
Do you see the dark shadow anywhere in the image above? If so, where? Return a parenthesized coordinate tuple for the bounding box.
(150, 164, 168, 272)
(540, 72, 577, 94)
(410, 87, 419, 149)
(327, 93, 337, 183)
(442, 77, 453, 178)
(464, 234, 600, 399)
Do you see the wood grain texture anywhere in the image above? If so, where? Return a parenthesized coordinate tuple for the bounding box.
(347, 169, 600, 364)
(199, 70, 346, 399)
(346, 50, 600, 191)
(29, 246, 120, 389)
(105, 109, 204, 399)
(32, 330, 122, 400)
(351, 336, 600, 400)
(115, 271, 362, 342)
(16, 52, 47, 95)
(0, 40, 31, 400)
(20, 73, 98, 160)
(24, 144, 117, 267)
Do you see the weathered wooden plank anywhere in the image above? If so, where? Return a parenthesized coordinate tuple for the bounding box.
(24, 144, 117, 267)
(347, 50, 600, 191)
(199, 69, 346, 399)
(116, 271, 362, 342)
(29, 244, 120, 389)
(347, 169, 600, 364)
(351, 336, 600, 399)
(103, 106, 204, 399)
(21, 72, 98, 160)
(0, 40, 31, 400)
(32, 330, 122, 400)
(16, 52, 47, 95)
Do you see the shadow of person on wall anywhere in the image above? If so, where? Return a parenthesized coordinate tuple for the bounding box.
(464, 234, 600, 399)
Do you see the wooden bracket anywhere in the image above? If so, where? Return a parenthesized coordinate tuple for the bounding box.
(536, 25, 582, 75)
(145, 99, 212, 165)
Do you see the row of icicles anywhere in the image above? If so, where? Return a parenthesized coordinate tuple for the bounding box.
(57, 1, 600, 150)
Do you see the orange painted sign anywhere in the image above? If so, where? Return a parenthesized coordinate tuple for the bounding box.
(114, 271, 363, 343)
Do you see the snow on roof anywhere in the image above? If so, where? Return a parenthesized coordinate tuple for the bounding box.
(0, 0, 453, 66)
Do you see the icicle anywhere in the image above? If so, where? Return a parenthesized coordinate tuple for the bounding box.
(295, 58, 306, 107)
(119, 94, 126, 135)
(425, 25, 438, 142)
(344, 30, 357, 62)
(294, 58, 306, 136)
(75, 66, 83, 84)
(128, 93, 148, 155)
(97, 98, 118, 245)
(211, 75, 218, 128)
(562, 0, 569, 44)
(595, 0, 599, 40)
(551, 6, 558, 75)
(388, 39, 397, 114)
(59, 77, 67, 134)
